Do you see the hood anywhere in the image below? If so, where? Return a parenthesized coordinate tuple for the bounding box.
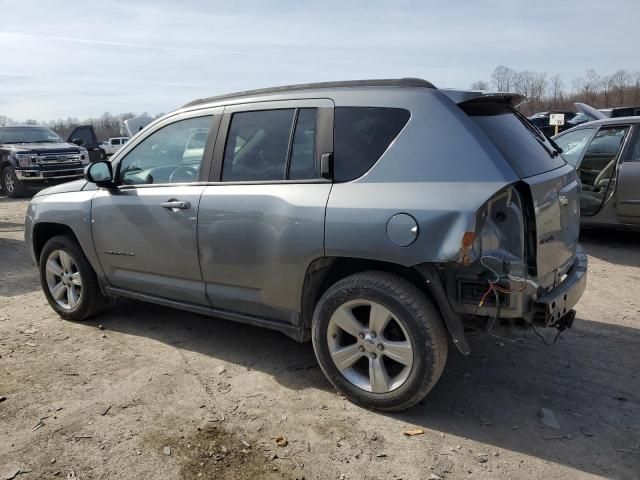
(575, 102, 607, 121)
(123, 116, 153, 137)
(3, 142, 82, 153)
(33, 179, 88, 198)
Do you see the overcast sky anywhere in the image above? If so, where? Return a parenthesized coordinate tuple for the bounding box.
(0, 0, 637, 121)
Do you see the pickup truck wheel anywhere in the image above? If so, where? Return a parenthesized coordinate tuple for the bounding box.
(312, 271, 448, 411)
(39, 234, 107, 321)
(1, 166, 26, 198)
(99, 148, 106, 160)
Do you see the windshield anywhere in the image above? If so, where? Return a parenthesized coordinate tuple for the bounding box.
(0, 127, 63, 144)
(568, 112, 592, 126)
(554, 128, 597, 166)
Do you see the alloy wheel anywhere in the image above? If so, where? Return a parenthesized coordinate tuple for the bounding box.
(327, 300, 414, 393)
(4, 171, 14, 194)
(45, 250, 82, 310)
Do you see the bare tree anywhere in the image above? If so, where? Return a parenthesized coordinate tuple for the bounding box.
(601, 75, 613, 107)
(490, 65, 515, 92)
(549, 75, 564, 108)
(611, 70, 630, 106)
(633, 71, 640, 105)
(470, 80, 490, 90)
(583, 69, 600, 104)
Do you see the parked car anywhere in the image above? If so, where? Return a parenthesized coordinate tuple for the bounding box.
(528, 111, 577, 136)
(599, 106, 640, 118)
(0, 125, 90, 197)
(553, 116, 640, 228)
(25, 79, 587, 411)
(100, 137, 129, 156)
(66, 125, 106, 162)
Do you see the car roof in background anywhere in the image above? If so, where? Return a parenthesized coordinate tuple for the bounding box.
(554, 116, 640, 135)
(0, 125, 51, 129)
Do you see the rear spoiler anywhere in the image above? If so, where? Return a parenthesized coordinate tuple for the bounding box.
(441, 89, 526, 108)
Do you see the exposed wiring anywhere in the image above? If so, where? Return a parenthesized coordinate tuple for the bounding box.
(531, 322, 561, 345)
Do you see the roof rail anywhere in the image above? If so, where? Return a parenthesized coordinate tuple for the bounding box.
(182, 78, 435, 108)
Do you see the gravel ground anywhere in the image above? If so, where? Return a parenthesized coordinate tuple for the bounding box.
(1, 195, 639, 480)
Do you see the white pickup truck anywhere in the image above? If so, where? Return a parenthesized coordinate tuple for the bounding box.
(100, 137, 129, 156)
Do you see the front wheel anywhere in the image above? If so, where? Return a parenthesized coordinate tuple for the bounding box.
(39, 234, 107, 321)
(312, 271, 448, 411)
(1, 166, 26, 198)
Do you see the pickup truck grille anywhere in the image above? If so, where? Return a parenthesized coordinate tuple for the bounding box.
(35, 153, 82, 164)
(38, 162, 83, 170)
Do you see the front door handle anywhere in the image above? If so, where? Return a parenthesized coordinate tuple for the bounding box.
(161, 200, 191, 211)
(559, 195, 569, 206)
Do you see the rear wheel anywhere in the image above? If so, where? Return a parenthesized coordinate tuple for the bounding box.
(39, 234, 107, 321)
(312, 271, 448, 411)
(2, 166, 26, 198)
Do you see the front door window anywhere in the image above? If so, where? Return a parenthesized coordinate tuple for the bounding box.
(118, 116, 212, 185)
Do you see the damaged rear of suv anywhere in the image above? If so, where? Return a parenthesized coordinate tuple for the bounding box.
(25, 79, 586, 411)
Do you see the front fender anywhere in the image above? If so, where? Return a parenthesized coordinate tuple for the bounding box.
(26, 190, 104, 279)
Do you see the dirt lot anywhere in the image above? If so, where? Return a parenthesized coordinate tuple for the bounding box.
(0, 196, 639, 480)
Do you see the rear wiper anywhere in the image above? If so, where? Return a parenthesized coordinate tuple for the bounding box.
(513, 109, 562, 157)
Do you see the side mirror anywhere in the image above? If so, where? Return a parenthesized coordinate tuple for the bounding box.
(71, 138, 83, 146)
(85, 161, 115, 187)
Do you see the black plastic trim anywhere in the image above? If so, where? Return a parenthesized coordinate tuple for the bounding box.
(183, 78, 435, 108)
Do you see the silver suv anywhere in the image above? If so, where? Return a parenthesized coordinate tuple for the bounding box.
(25, 79, 587, 411)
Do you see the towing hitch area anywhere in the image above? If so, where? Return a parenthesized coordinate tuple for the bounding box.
(554, 309, 576, 332)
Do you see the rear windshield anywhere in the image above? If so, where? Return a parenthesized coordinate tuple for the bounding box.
(462, 102, 565, 178)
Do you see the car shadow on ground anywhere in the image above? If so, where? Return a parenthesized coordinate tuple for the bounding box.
(0, 237, 40, 297)
(93, 301, 639, 479)
(581, 228, 640, 268)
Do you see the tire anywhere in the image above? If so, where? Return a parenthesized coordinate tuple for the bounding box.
(39, 234, 107, 321)
(312, 271, 448, 411)
(1, 166, 27, 198)
(99, 149, 107, 160)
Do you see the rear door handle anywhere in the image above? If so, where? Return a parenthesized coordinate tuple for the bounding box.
(161, 200, 191, 211)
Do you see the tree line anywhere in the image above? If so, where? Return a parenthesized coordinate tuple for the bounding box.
(0, 112, 161, 141)
(472, 66, 640, 115)
(2, 67, 640, 130)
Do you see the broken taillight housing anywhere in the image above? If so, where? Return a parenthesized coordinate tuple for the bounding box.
(465, 185, 526, 267)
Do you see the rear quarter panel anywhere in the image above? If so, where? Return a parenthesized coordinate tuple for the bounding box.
(325, 90, 518, 265)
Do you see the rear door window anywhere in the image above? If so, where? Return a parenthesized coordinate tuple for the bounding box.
(222, 108, 319, 182)
(463, 102, 566, 178)
(288, 108, 318, 180)
(334, 107, 410, 182)
(222, 109, 294, 181)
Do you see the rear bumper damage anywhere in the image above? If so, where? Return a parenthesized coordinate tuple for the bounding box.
(419, 245, 588, 354)
(531, 245, 587, 327)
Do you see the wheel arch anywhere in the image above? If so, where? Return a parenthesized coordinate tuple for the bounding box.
(32, 222, 79, 262)
(301, 256, 469, 354)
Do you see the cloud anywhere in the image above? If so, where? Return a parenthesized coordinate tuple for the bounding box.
(0, 0, 637, 120)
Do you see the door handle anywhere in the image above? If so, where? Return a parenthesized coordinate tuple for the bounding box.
(559, 195, 569, 207)
(161, 200, 191, 211)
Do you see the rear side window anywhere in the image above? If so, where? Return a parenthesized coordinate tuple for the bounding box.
(463, 102, 566, 178)
(334, 107, 410, 182)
